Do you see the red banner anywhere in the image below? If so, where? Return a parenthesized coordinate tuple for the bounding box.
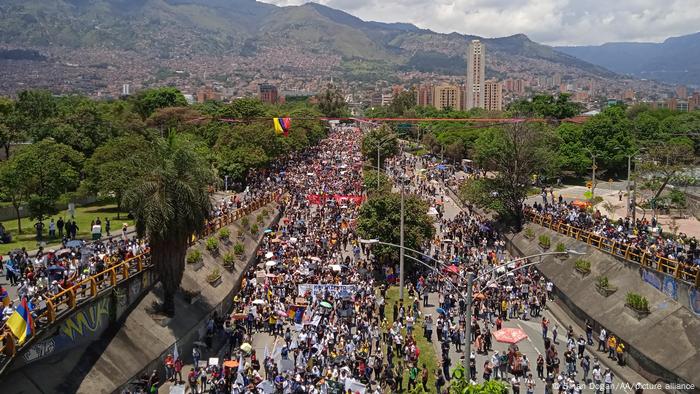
(306, 194, 364, 205)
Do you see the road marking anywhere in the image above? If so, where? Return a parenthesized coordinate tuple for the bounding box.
(517, 323, 541, 355)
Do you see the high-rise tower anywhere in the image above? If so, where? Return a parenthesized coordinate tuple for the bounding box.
(466, 40, 485, 109)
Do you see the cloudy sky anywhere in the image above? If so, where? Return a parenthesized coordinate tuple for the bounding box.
(261, 0, 700, 46)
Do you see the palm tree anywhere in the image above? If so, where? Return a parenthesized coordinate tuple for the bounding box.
(123, 133, 213, 316)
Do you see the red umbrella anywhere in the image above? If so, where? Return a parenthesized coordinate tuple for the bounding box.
(493, 328, 528, 344)
(445, 265, 460, 275)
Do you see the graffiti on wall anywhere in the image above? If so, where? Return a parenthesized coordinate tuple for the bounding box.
(690, 287, 700, 316)
(640, 269, 662, 291)
(22, 338, 56, 363)
(59, 297, 110, 341)
(662, 276, 678, 300)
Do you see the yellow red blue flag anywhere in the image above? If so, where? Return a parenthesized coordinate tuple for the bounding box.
(273, 117, 291, 137)
(7, 297, 34, 345)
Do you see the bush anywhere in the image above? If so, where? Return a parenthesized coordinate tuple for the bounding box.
(256, 213, 264, 224)
(206, 237, 219, 252)
(233, 242, 245, 255)
(574, 259, 591, 272)
(538, 234, 551, 248)
(524, 228, 535, 239)
(596, 276, 609, 288)
(554, 242, 567, 253)
(241, 216, 250, 229)
(625, 292, 650, 311)
(207, 267, 221, 282)
(237, 230, 244, 239)
(262, 208, 269, 217)
(250, 223, 259, 235)
(218, 228, 230, 241)
(223, 252, 235, 266)
(186, 250, 202, 264)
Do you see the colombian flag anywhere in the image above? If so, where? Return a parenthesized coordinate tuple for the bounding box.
(0, 286, 9, 307)
(6, 297, 34, 345)
(273, 117, 291, 137)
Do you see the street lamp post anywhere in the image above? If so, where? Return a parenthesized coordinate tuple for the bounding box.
(359, 237, 585, 377)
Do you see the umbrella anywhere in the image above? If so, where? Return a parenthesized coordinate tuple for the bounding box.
(264, 229, 273, 234)
(65, 240, 83, 248)
(436, 307, 446, 315)
(265, 273, 277, 278)
(271, 238, 282, 243)
(231, 313, 247, 320)
(493, 328, 528, 344)
(223, 360, 239, 368)
(309, 257, 322, 262)
(252, 299, 266, 305)
(329, 264, 342, 272)
(265, 252, 274, 259)
(289, 237, 298, 244)
(276, 310, 288, 318)
(240, 343, 252, 353)
(319, 301, 333, 309)
(265, 260, 277, 267)
(474, 293, 487, 301)
(445, 265, 460, 275)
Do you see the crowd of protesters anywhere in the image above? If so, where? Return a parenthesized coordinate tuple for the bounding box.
(526, 196, 700, 269)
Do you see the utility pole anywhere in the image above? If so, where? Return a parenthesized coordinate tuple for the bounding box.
(591, 153, 597, 199)
(399, 180, 405, 299)
(463, 273, 473, 376)
(626, 155, 631, 217)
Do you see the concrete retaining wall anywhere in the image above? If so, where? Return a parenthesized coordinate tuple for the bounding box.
(507, 226, 700, 391)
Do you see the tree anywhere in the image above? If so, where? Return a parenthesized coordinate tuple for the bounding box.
(0, 140, 84, 233)
(85, 135, 150, 218)
(388, 89, 417, 117)
(581, 106, 634, 176)
(123, 133, 213, 316)
(473, 123, 556, 229)
(0, 98, 26, 159)
(356, 192, 435, 273)
(0, 159, 28, 233)
(508, 94, 582, 119)
(132, 87, 187, 119)
(555, 123, 590, 176)
(221, 98, 267, 121)
(316, 84, 349, 118)
(448, 365, 508, 393)
(637, 137, 695, 201)
(361, 124, 398, 168)
(363, 170, 392, 195)
(445, 141, 465, 163)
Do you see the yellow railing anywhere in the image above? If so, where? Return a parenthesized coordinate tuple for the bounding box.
(525, 210, 700, 288)
(0, 192, 277, 363)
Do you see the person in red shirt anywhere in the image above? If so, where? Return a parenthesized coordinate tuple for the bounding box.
(164, 353, 174, 382)
(174, 357, 183, 383)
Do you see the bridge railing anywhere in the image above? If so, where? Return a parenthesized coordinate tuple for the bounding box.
(0, 192, 277, 364)
(525, 210, 700, 288)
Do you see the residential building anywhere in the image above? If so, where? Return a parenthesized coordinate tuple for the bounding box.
(416, 84, 434, 107)
(433, 84, 461, 110)
(121, 83, 130, 96)
(258, 83, 279, 104)
(196, 86, 221, 103)
(553, 73, 562, 87)
(466, 40, 485, 109)
(676, 85, 688, 99)
(483, 80, 503, 111)
(381, 93, 393, 106)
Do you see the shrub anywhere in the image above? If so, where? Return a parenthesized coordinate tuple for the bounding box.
(223, 252, 235, 266)
(237, 230, 244, 239)
(262, 208, 269, 217)
(206, 237, 219, 252)
(207, 267, 221, 282)
(524, 228, 535, 239)
(625, 292, 650, 311)
(233, 242, 245, 255)
(554, 242, 567, 253)
(241, 216, 250, 228)
(256, 213, 264, 224)
(218, 228, 230, 241)
(186, 250, 202, 264)
(596, 276, 610, 288)
(538, 235, 551, 248)
(250, 223, 259, 235)
(574, 259, 591, 272)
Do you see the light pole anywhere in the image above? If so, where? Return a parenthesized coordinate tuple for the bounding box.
(360, 237, 585, 377)
(375, 134, 397, 189)
(584, 148, 598, 199)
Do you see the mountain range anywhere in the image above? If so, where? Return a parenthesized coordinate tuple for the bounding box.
(557, 32, 700, 87)
(0, 0, 673, 94)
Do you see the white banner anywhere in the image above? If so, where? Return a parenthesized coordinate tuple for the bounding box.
(297, 284, 358, 300)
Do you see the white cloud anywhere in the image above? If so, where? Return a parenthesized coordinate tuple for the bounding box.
(260, 0, 700, 45)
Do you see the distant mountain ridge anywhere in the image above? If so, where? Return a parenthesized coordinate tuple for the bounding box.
(556, 32, 700, 86)
(0, 0, 618, 87)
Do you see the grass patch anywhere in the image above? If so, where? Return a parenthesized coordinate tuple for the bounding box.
(383, 286, 437, 391)
(0, 203, 133, 254)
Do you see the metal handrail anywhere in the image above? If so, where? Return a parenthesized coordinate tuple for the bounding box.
(525, 210, 699, 288)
